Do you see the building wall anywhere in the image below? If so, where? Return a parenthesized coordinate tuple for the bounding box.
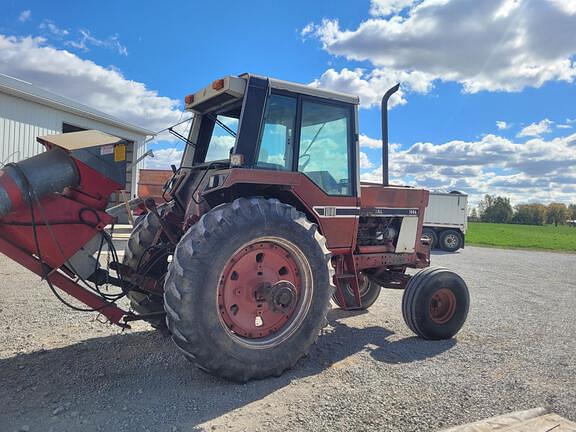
(0, 91, 147, 197)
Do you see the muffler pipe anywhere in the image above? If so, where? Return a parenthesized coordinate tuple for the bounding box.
(0, 148, 80, 218)
(381, 83, 400, 187)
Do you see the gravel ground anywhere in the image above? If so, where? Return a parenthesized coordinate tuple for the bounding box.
(0, 246, 574, 432)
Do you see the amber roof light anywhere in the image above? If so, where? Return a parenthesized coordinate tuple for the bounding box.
(212, 79, 225, 90)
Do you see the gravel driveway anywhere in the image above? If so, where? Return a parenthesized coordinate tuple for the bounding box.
(0, 246, 574, 431)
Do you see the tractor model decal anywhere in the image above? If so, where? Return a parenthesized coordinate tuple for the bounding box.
(360, 208, 419, 217)
(313, 206, 360, 218)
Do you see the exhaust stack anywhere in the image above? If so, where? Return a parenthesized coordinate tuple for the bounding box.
(381, 84, 400, 186)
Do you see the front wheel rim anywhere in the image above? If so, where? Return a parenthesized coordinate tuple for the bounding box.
(217, 237, 313, 349)
(429, 288, 457, 324)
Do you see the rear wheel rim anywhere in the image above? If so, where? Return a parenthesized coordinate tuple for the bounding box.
(444, 234, 459, 249)
(345, 273, 370, 298)
(217, 237, 313, 349)
(429, 288, 457, 324)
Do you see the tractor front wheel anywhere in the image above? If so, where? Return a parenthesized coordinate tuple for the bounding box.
(164, 198, 334, 381)
(402, 267, 469, 340)
(122, 212, 167, 328)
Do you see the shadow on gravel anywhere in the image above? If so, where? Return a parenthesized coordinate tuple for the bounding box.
(0, 312, 456, 431)
(431, 250, 462, 256)
(315, 309, 456, 366)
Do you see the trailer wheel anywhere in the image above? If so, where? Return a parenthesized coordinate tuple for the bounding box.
(164, 198, 334, 382)
(421, 228, 438, 249)
(402, 267, 469, 340)
(122, 212, 166, 328)
(439, 229, 462, 252)
(333, 273, 381, 309)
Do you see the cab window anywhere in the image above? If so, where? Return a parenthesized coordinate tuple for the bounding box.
(205, 115, 238, 162)
(256, 94, 297, 170)
(298, 101, 352, 196)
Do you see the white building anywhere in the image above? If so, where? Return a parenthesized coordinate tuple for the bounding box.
(0, 73, 154, 200)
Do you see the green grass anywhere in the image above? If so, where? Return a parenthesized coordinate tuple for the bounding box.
(467, 222, 576, 252)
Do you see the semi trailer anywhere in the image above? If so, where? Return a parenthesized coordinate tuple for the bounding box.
(422, 191, 468, 252)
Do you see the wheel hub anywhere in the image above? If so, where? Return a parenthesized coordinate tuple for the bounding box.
(268, 281, 297, 312)
(218, 240, 305, 340)
(445, 234, 458, 247)
(429, 288, 457, 324)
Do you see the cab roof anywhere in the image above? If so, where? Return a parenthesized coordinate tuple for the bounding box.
(252, 74, 360, 105)
(185, 74, 360, 114)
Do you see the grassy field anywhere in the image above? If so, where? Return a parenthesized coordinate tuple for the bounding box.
(467, 222, 576, 252)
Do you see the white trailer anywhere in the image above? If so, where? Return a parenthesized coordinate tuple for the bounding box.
(422, 191, 468, 252)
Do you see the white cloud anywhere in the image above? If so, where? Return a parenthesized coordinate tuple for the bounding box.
(517, 119, 553, 138)
(309, 0, 576, 101)
(370, 0, 418, 16)
(548, 0, 576, 15)
(0, 34, 182, 133)
(557, 124, 573, 129)
(146, 148, 183, 169)
(205, 135, 236, 160)
(301, 22, 315, 38)
(39, 20, 69, 37)
(496, 121, 510, 130)
(360, 134, 383, 149)
(18, 10, 31, 22)
(311, 67, 433, 108)
(360, 129, 576, 205)
(37, 19, 127, 56)
(66, 29, 128, 56)
(360, 151, 375, 168)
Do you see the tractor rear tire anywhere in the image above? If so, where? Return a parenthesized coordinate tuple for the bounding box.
(164, 197, 334, 382)
(402, 267, 469, 340)
(333, 273, 381, 310)
(122, 212, 166, 328)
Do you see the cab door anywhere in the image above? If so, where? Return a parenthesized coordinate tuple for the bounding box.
(293, 97, 359, 250)
(254, 91, 360, 250)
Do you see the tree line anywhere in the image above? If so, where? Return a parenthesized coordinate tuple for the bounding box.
(469, 194, 576, 226)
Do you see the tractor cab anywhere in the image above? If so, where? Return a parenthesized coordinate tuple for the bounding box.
(171, 74, 428, 258)
(177, 74, 359, 197)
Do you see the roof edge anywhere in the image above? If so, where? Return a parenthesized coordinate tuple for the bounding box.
(241, 73, 360, 105)
(0, 73, 156, 137)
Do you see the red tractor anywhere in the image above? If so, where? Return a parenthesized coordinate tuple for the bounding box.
(0, 74, 469, 381)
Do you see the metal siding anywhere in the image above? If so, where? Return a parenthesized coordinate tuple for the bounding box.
(0, 92, 56, 164)
(0, 91, 147, 196)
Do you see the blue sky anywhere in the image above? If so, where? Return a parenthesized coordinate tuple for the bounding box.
(1, 0, 576, 207)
